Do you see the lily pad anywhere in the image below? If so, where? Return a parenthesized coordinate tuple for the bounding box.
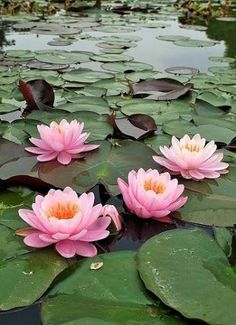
(174, 39, 218, 47)
(0, 103, 20, 114)
(62, 69, 113, 83)
(0, 249, 69, 310)
(102, 61, 153, 73)
(91, 53, 133, 62)
(176, 176, 236, 227)
(35, 50, 91, 65)
(165, 66, 199, 76)
(156, 35, 190, 42)
(42, 251, 185, 325)
(138, 229, 236, 325)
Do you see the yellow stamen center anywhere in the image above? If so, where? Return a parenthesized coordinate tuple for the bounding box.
(144, 179, 166, 194)
(182, 143, 200, 152)
(47, 202, 80, 220)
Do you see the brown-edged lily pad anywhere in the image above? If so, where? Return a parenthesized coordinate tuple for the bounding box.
(110, 113, 157, 140)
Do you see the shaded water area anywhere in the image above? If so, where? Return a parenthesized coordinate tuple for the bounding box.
(0, 1, 236, 325)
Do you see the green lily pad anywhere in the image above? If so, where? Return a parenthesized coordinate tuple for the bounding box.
(5, 50, 35, 60)
(62, 69, 113, 83)
(101, 61, 153, 73)
(0, 224, 31, 262)
(174, 39, 218, 47)
(176, 176, 236, 227)
(100, 35, 142, 42)
(156, 35, 190, 42)
(42, 251, 186, 325)
(0, 249, 69, 310)
(163, 117, 236, 144)
(0, 187, 36, 230)
(0, 103, 20, 114)
(91, 78, 130, 96)
(144, 134, 171, 154)
(138, 229, 236, 325)
(35, 50, 91, 65)
(93, 26, 137, 33)
(91, 53, 133, 63)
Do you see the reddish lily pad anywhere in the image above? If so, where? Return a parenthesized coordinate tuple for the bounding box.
(19, 79, 55, 110)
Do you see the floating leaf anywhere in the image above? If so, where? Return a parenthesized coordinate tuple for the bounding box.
(102, 61, 153, 73)
(110, 113, 157, 140)
(156, 35, 190, 42)
(0, 249, 69, 310)
(62, 69, 113, 83)
(91, 53, 133, 63)
(138, 229, 236, 325)
(174, 39, 218, 47)
(131, 78, 184, 96)
(42, 251, 186, 325)
(165, 66, 199, 76)
(194, 99, 228, 117)
(35, 50, 90, 65)
(19, 79, 54, 110)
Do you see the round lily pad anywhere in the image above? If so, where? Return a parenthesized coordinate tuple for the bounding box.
(156, 35, 190, 42)
(93, 26, 137, 33)
(102, 61, 153, 73)
(165, 66, 199, 75)
(101, 35, 142, 42)
(91, 53, 133, 62)
(62, 69, 113, 83)
(47, 40, 72, 46)
(174, 39, 218, 47)
(35, 50, 91, 65)
(138, 229, 236, 325)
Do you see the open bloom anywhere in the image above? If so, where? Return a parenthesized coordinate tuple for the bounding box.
(103, 205, 122, 232)
(117, 168, 187, 220)
(153, 134, 229, 180)
(18, 187, 111, 258)
(25, 119, 99, 165)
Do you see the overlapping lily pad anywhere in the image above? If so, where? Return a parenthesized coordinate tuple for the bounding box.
(62, 69, 113, 83)
(42, 251, 186, 325)
(138, 229, 236, 324)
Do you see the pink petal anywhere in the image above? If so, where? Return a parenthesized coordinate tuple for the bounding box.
(153, 156, 181, 172)
(37, 152, 58, 162)
(74, 241, 97, 257)
(55, 240, 76, 258)
(57, 152, 72, 165)
(24, 232, 51, 248)
(167, 196, 188, 211)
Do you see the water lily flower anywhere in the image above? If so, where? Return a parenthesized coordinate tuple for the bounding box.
(153, 134, 229, 180)
(103, 204, 122, 232)
(25, 119, 99, 165)
(18, 187, 111, 258)
(117, 168, 187, 220)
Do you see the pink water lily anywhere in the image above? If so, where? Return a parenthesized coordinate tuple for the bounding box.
(153, 134, 229, 180)
(26, 119, 99, 165)
(18, 187, 111, 258)
(117, 168, 187, 220)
